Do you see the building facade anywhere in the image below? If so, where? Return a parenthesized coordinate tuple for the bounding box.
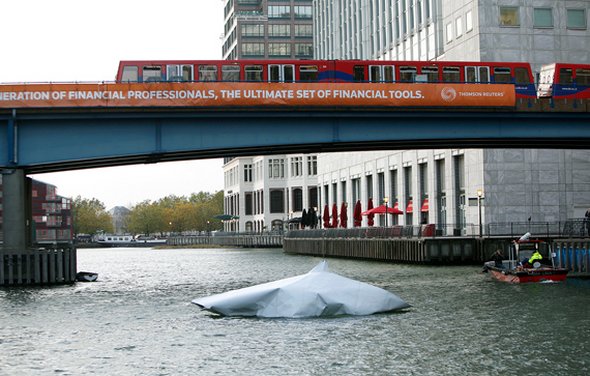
(314, 0, 590, 74)
(318, 149, 590, 235)
(223, 155, 318, 232)
(222, 0, 314, 60)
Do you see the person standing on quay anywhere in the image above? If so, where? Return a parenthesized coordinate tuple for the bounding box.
(585, 208, 590, 237)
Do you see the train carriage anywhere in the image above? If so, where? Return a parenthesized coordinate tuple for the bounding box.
(116, 59, 537, 98)
(538, 63, 590, 99)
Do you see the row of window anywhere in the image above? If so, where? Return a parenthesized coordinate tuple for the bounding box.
(268, 5, 312, 19)
(499, 6, 587, 29)
(242, 42, 313, 56)
(445, 10, 474, 43)
(242, 23, 313, 37)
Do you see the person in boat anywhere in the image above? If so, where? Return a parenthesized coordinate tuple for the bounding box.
(528, 249, 543, 266)
(491, 249, 504, 268)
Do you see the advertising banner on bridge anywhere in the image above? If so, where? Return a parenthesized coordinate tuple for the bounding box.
(0, 82, 515, 108)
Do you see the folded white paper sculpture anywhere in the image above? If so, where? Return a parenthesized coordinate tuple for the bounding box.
(192, 261, 410, 318)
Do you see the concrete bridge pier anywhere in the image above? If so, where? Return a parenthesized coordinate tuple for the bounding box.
(1, 169, 76, 285)
(2, 169, 31, 251)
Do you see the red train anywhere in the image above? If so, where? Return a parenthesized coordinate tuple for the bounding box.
(116, 59, 590, 99)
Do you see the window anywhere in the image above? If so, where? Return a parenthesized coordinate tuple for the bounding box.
(576, 69, 590, 85)
(370, 65, 395, 82)
(300, 65, 318, 81)
(567, 9, 587, 29)
(121, 66, 138, 82)
(291, 157, 303, 177)
(269, 43, 291, 56)
(353, 66, 365, 81)
(399, 66, 417, 82)
(466, 10, 473, 32)
(500, 6, 519, 27)
(269, 158, 285, 178)
(456, 17, 463, 37)
(241, 24, 264, 37)
(269, 24, 291, 37)
(222, 65, 240, 81)
(442, 67, 460, 82)
(559, 68, 573, 84)
(244, 164, 253, 182)
(295, 24, 312, 37)
(533, 8, 553, 28)
(245, 192, 253, 215)
(295, 43, 313, 57)
(494, 67, 512, 83)
(446, 22, 453, 43)
(294, 6, 312, 19)
(269, 5, 291, 18)
(242, 43, 264, 56)
(143, 66, 162, 82)
(515, 67, 531, 84)
(307, 156, 317, 176)
(270, 190, 285, 213)
(292, 188, 303, 212)
(422, 66, 438, 82)
(167, 65, 193, 82)
(199, 65, 217, 81)
(245, 65, 263, 81)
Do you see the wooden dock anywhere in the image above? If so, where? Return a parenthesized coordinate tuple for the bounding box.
(168, 234, 283, 248)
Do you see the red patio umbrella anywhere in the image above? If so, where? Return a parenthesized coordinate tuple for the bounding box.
(331, 203, 338, 228)
(323, 204, 330, 228)
(353, 200, 362, 227)
(363, 204, 404, 215)
(340, 202, 348, 228)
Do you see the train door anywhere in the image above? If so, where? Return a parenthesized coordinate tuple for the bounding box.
(268, 64, 295, 82)
(166, 65, 193, 82)
(369, 65, 396, 82)
(465, 66, 490, 83)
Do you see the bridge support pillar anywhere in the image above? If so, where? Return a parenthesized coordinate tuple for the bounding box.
(2, 168, 31, 251)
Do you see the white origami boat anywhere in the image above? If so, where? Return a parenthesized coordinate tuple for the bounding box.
(192, 261, 410, 318)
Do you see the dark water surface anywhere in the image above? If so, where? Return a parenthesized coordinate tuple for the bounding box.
(1, 247, 589, 375)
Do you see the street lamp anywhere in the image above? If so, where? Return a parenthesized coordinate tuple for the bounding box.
(476, 189, 483, 237)
(207, 220, 210, 236)
(383, 196, 389, 227)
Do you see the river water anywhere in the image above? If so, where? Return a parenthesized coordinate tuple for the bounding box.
(1, 247, 589, 376)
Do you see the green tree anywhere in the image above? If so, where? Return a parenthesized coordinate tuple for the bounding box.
(126, 200, 167, 235)
(72, 196, 113, 235)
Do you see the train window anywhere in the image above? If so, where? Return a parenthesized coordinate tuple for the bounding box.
(199, 65, 218, 81)
(422, 66, 439, 82)
(514, 67, 531, 84)
(222, 65, 240, 81)
(384, 66, 395, 82)
(121, 66, 138, 82)
(245, 65, 263, 81)
(369, 65, 395, 83)
(167, 65, 193, 82)
(442, 67, 460, 82)
(575, 69, 590, 85)
(479, 67, 490, 83)
(353, 66, 365, 82)
(399, 66, 417, 82)
(300, 65, 318, 81)
(369, 66, 381, 83)
(559, 68, 573, 84)
(143, 66, 162, 82)
(493, 67, 512, 83)
(269, 64, 295, 82)
(466, 67, 476, 82)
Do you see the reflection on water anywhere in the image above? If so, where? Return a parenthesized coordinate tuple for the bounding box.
(1, 247, 589, 375)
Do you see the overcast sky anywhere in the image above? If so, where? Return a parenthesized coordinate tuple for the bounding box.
(0, 0, 225, 209)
